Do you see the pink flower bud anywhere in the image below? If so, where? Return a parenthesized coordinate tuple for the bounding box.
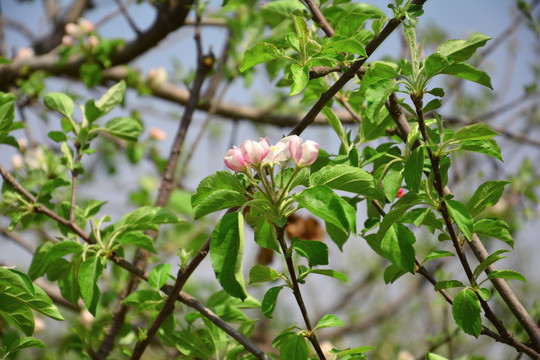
(241, 138, 270, 165)
(294, 140, 319, 167)
(15, 47, 34, 60)
(147, 67, 168, 88)
(224, 146, 247, 172)
(397, 188, 405, 198)
(150, 126, 166, 141)
(78, 18, 95, 34)
(65, 23, 83, 38)
(88, 35, 99, 49)
(62, 35, 75, 46)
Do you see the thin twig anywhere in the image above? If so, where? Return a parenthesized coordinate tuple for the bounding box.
(302, 0, 334, 37)
(113, 0, 142, 36)
(0, 226, 36, 253)
(275, 226, 326, 360)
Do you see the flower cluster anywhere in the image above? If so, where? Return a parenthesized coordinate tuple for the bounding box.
(63, 18, 99, 50)
(224, 135, 319, 172)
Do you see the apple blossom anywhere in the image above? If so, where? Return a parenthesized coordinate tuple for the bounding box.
(292, 139, 319, 167)
(270, 135, 299, 163)
(241, 138, 270, 165)
(62, 35, 75, 46)
(78, 18, 95, 34)
(148, 67, 168, 88)
(150, 127, 167, 141)
(397, 188, 405, 198)
(15, 47, 34, 60)
(88, 35, 99, 49)
(224, 146, 247, 172)
(65, 23, 84, 38)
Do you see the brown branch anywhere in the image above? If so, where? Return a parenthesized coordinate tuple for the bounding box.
(302, 0, 334, 37)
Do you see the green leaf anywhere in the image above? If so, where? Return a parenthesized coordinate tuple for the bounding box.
(249, 264, 280, 284)
(333, 345, 375, 358)
(0, 267, 35, 295)
(0, 97, 15, 131)
(436, 33, 490, 63)
(383, 170, 403, 201)
(262, 285, 284, 318)
(28, 242, 54, 280)
(0, 293, 35, 335)
(403, 146, 424, 193)
(48, 130, 70, 144)
(289, 63, 309, 96)
(434, 280, 464, 291)
(43, 241, 83, 273)
(458, 139, 503, 161)
(364, 78, 396, 122)
(423, 250, 454, 263)
(477, 288, 491, 301)
(423, 99, 442, 113)
(148, 263, 172, 290)
(44, 92, 74, 118)
(322, 36, 367, 57)
(466, 180, 509, 217)
(335, 13, 372, 37)
(308, 269, 348, 282)
(279, 333, 308, 360)
(487, 269, 526, 283)
(380, 224, 416, 273)
(377, 194, 424, 240)
(3, 282, 64, 321)
(322, 107, 345, 144)
(123, 289, 164, 310)
(291, 239, 328, 267)
(426, 353, 449, 360)
(210, 212, 247, 300)
(453, 123, 498, 141)
(80, 63, 103, 87)
(254, 218, 280, 252)
(295, 185, 356, 235)
(191, 171, 246, 220)
(240, 42, 285, 72)
(473, 249, 510, 280)
(383, 264, 407, 284)
(473, 218, 513, 248)
(4, 336, 45, 354)
(95, 80, 126, 116)
(452, 288, 482, 337)
(38, 177, 70, 198)
(440, 62, 492, 89)
(445, 199, 473, 241)
(315, 314, 344, 329)
(78, 255, 104, 316)
(101, 117, 142, 142)
(311, 164, 385, 201)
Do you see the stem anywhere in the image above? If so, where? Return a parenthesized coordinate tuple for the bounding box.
(275, 226, 326, 360)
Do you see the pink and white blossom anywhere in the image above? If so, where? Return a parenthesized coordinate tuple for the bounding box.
(78, 18, 95, 34)
(290, 138, 319, 167)
(241, 138, 270, 165)
(62, 35, 75, 46)
(88, 35, 99, 49)
(224, 146, 247, 172)
(65, 23, 83, 38)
